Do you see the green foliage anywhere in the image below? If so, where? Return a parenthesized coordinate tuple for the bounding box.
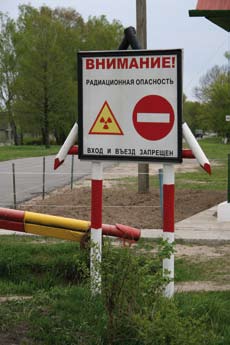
(98, 240, 217, 345)
(183, 99, 206, 132)
(81, 15, 123, 51)
(176, 292, 230, 345)
(193, 61, 230, 136)
(101, 241, 168, 344)
(135, 297, 218, 345)
(0, 236, 89, 293)
(0, 5, 124, 147)
(14, 5, 78, 147)
(0, 236, 226, 344)
(0, 13, 19, 144)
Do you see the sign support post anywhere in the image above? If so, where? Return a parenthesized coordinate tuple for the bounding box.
(136, 0, 149, 193)
(78, 40, 183, 298)
(90, 161, 103, 294)
(163, 163, 175, 298)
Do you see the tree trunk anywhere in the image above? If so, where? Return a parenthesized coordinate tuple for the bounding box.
(7, 103, 19, 145)
(10, 119, 19, 145)
(43, 62, 50, 148)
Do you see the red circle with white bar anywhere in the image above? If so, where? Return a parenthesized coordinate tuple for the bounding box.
(133, 95, 175, 141)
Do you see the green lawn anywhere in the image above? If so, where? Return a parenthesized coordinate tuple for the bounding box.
(0, 236, 229, 344)
(0, 145, 60, 161)
(108, 137, 230, 191)
(177, 137, 229, 190)
(198, 137, 230, 160)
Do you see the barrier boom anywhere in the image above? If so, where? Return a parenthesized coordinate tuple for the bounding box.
(0, 208, 140, 242)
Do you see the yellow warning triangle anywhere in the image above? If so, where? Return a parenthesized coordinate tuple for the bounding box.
(89, 101, 123, 135)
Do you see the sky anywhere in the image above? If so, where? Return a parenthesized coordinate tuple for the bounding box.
(1, 0, 229, 100)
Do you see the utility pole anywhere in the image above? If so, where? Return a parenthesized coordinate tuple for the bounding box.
(136, 0, 149, 193)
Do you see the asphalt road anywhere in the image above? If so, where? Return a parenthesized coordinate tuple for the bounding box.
(0, 155, 113, 208)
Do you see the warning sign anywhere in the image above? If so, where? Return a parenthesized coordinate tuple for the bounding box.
(133, 95, 174, 141)
(78, 49, 182, 163)
(89, 101, 123, 135)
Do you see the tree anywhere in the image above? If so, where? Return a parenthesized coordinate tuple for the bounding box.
(183, 98, 207, 133)
(194, 56, 230, 137)
(13, 6, 123, 146)
(82, 15, 123, 51)
(0, 5, 124, 146)
(0, 13, 19, 144)
(14, 5, 77, 147)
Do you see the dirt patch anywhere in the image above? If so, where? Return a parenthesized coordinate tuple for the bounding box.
(175, 244, 229, 259)
(0, 296, 32, 303)
(175, 281, 230, 292)
(19, 161, 225, 229)
(20, 186, 225, 229)
(0, 322, 31, 345)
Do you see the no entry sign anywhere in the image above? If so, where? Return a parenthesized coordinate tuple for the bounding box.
(133, 95, 175, 141)
(78, 49, 182, 162)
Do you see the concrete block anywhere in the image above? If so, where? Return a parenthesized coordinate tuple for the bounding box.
(217, 201, 230, 222)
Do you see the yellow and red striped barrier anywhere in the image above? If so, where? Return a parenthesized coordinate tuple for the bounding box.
(0, 208, 140, 242)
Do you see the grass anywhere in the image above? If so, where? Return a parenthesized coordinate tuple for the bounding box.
(176, 291, 230, 345)
(0, 236, 229, 344)
(135, 239, 230, 285)
(0, 235, 89, 294)
(198, 137, 230, 160)
(175, 137, 230, 190)
(109, 137, 230, 191)
(175, 256, 230, 283)
(0, 236, 230, 345)
(0, 145, 60, 161)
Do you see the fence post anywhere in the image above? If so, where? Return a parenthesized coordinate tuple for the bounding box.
(71, 154, 74, 190)
(158, 168, 163, 216)
(42, 157, 45, 200)
(228, 154, 230, 203)
(12, 163, 16, 209)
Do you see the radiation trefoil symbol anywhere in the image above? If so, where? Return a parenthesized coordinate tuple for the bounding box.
(89, 101, 123, 135)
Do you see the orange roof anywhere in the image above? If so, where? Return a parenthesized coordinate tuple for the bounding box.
(196, 0, 230, 10)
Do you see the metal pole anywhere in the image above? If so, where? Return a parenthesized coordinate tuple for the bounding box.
(136, 0, 149, 193)
(12, 163, 16, 209)
(42, 157, 45, 200)
(158, 168, 163, 216)
(71, 154, 74, 190)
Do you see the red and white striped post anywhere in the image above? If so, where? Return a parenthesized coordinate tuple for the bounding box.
(54, 122, 78, 170)
(182, 122, 211, 174)
(163, 163, 175, 298)
(90, 161, 103, 294)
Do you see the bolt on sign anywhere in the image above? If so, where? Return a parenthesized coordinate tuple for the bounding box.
(78, 50, 183, 162)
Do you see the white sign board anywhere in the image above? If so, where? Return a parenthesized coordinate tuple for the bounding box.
(226, 115, 230, 122)
(78, 49, 182, 163)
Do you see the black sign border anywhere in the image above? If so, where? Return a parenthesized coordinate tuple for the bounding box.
(78, 49, 183, 163)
